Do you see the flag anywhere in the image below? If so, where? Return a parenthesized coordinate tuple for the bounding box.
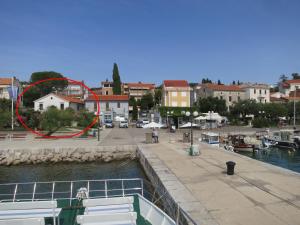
(7, 85, 19, 101)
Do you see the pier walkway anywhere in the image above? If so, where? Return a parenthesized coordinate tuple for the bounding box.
(138, 137, 300, 225)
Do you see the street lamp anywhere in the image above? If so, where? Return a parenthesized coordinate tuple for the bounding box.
(294, 86, 298, 129)
(182, 110, 199, 150)
(167, 110, 173, 129)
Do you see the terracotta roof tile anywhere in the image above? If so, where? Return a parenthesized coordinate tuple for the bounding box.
(127, 83, 155, 89)
(204, 83, 242, 91)
(0, 78, 13, 85)
(55, 94, 84, 104)
(163, 80, 189, 87)
(285, 79, 300, 84)
(86, 95, 129, 101)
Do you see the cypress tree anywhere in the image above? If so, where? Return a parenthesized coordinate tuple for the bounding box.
(112, 63, 121, 95)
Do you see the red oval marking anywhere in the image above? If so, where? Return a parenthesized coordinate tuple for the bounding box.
(15, 77, 100, 139)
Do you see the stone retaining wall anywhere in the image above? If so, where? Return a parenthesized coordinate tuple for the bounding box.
(0, 145, 137, 165)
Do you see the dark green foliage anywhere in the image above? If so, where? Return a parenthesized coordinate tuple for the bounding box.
(132, 100, 138, 121)
(217, 80, 222, 85)
(0, 98, 11, 111)
(112, 63, 121, 95)
(23, 71, 67, 107)
(154, 88, 162, 105)
(292, 73, 300, 80)
(0, 111, 10, 128)
(279, 74, 288, 82)
(19, 108, 40, 129)
(196, 97, 227, 115)
(201, 78, 212, 84)
(252, 117, 271, 128)
(40, 106, 75, 136)
(129, 96, 136, 106)
(76, 109, 96, 128)
(232, 81, 236, 85)
(140, 93, 154, 110)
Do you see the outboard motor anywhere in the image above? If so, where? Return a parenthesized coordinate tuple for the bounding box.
(76, 187, 89, 200)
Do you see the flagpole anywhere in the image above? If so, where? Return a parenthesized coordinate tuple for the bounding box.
(11, 77, 14, 131)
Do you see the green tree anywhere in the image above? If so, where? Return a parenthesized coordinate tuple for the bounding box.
(76, 109, 96, 128)
(217, 80, 222, 85)
(129, 96, 136, 106)
(140, 93, 154, 110)
(230, 100, 259, 121)
(0, 111, 10, 128)
(23, 71, 67, 107)
(40, 106, 75, 136)
(201, 78, 212, 84)
(112, 63, 121, 95)
(291, 73, 300, 80)
(154, 88, 162, 105)
(132, 100, 138, 121)
(0, 99, 11, 112)
(196, 97, 227, 115)
(279, 74, 288, 82)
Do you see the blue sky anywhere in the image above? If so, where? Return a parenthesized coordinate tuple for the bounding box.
(0, 0, 299, 87)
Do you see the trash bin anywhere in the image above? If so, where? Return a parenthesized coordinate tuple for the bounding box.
(183, 132, 190, 143)
(226, 161, 236, 175)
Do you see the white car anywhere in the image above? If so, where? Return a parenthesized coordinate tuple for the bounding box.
(142, 119, 150, 124)
(119, 120, 128, 128)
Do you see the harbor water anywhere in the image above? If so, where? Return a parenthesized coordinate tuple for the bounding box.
(0, 160, 148, 183)
(238, 147, 300, 173)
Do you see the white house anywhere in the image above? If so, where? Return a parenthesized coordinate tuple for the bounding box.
(240, 83, 270, 103)
(34, 93, 84, 112)
(0, 77, 21, 99)
(85, 95, 129, 122)
(279, 79, 300, 96)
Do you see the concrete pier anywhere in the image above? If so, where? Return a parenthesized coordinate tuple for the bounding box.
(138, 139, 300, 225)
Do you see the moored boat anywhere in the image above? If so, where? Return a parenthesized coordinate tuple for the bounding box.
(229, 134, 254, 152)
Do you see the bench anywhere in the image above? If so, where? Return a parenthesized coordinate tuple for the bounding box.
(0, 201, 61, 225)
(10, 133, 27, 140)
(0, 217, 45, 225)
(0, 134, 8, 140)
(77, 212, 137, 225)
(83, 196, 134, 215)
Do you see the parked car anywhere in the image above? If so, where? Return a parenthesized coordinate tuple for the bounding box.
(119, 120, 128, 128)
(136, 120, 143, 128)
(141, 111, 147, 117)
(142, 119, 150, 124)
(104, 119, 114, 128)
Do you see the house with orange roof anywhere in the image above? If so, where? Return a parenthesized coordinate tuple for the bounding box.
(33, 93, 84, 112)
(162, 80, 191, 107)
(279, 79, 300, 96)
(85, 95, 129, 122)
(0, 77, 21, 99)
(122, 82, 155, 100)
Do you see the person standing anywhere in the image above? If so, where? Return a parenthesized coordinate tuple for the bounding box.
(154, 128, 159, 143)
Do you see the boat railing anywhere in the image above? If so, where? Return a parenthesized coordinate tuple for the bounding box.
(0, 178, 144, 206)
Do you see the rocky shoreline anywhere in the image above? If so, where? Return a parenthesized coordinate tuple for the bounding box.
(0, 145, 137, 165)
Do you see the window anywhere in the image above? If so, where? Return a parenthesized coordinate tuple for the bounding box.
(254, 89, 256, 94)
(220, 96, 223, 100)
(172, 92, 177, 97)
(106, 102, 109, 110)
(117, 102, 120, 108)
(259, 89, 262, 94)
(39, 103, 43, 110)
(0, 88, 3, 94)
(181, 92, 186, 97)
(77, 105, 80, 110)
(60, 103, 64, 110)
(106, 91, 109, 95)
(265, 90, 267, 94)
(229, 96, 232, 102)
(238, 96, 241, 101)
(94, 102, 97, 111)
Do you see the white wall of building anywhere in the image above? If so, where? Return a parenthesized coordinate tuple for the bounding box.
(34, 94, 70, 112)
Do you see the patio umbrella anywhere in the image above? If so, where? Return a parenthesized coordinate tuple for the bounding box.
(180, 122, 198, 128)
(142, 122, 164, 128)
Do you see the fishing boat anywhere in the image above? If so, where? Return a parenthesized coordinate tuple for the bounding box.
(229, 135, 254, 152)
(0, 178, 191, 225)
(266, 130, 298, 151)
(200, 132, 220, 147)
